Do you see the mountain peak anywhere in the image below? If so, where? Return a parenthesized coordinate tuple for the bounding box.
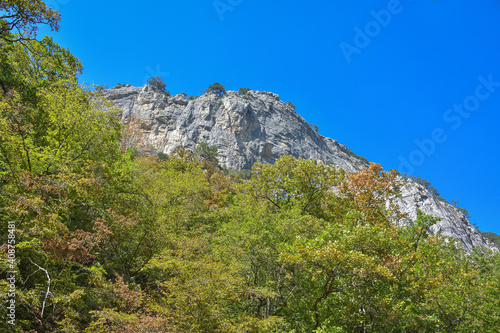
(103, 84, 369, 172)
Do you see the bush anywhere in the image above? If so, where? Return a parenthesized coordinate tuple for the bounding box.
(481, 231, 500, 247)
(227, 169, 252, 180)
(286, 101, 296, 111)
(157, 152, 169, 161)
(451, 200, 471, 219)
(207, 82, 225, 96)
(342, 146, 369, 165)
(408, 175, 441, 198)
(147, 76, 170, 95)
(239, 87, 251, 95)
(195, 142, 219, 165)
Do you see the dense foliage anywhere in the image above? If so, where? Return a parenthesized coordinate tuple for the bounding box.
(195, 142, 220, 166)
(482, 231, 500, 248)
(1, 2, 499, 332)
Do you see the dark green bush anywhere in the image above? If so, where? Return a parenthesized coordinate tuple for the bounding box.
(157, 152, 169, 161)
(239, 87, 251, 95)
(207, 82, 225, 96)
(147, 76, 170, 95)
(195, 142, 219, 165)
(481, 231, 500, 247)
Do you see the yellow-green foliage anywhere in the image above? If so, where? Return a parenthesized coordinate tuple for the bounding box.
(1, 3, 499, 332)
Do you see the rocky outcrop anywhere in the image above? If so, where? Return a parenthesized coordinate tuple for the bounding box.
(103, 85, 367, 172)
(396, 179, 493, 252)
(102, 84, 497, 252)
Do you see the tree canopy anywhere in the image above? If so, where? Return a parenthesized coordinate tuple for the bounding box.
(207, 82, 225, 96)
(1, 2, 499, 332)
(0, 0, 60, 42)
(146, 76, 169, 95)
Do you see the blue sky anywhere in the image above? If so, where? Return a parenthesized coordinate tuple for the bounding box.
(40, 0, 500, 234)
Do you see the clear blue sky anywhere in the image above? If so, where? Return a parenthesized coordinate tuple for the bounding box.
(40, 0, 500, 234)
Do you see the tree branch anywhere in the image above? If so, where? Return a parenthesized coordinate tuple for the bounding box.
(27, 258, 51, 318)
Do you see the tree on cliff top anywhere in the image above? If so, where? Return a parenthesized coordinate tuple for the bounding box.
(147, 76, 170, 95)
(207, 82, 225, 96)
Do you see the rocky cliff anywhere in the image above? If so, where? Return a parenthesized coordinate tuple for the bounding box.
(103, 84, 496, 252)
(396, 179, 493, 252)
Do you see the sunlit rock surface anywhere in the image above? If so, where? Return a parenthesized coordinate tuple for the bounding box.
(103, 84, 497, 252)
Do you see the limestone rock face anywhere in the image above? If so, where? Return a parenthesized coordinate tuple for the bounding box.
(396, 179, 493, 253)
(103, 85, 368, 172)
(103, 85, 496, 252)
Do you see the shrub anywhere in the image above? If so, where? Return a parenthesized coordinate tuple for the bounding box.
(408, 175, 441, 198)
(286, 101, 296, 111)
(451, 200, 471, 219)
(147, 76, 170, 95)
(481, 231, 500, 247)
(342, 146, 370, 165)
(227, 169, 252, 180)
(195, 142, 219, 165)
(207, 82, 225, 96)
(157, 152, 169, 161)
(239, 87, 251, 95)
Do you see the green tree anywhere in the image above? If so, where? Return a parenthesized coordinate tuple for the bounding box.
(481, 231, 500, 248)
(156, 151, 169, 161)
(146, 76, 170, 95)
(0, 8, 130, 331)
(1, 2, 498, 330)
(0, 0, 60, 42)
(243, 156, 344, 217)
(207, 82, 225, 96)
(239, 87, 250, 95)
(195, 141, 220, 166)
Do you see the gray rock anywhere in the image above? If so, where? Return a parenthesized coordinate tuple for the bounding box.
(396, 178, 493, 253)
(102, 85, 497, 253)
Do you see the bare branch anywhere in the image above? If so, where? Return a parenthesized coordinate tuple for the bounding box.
(27, 258, 51, 318)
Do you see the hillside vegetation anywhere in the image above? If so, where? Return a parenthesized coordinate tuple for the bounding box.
(482, 232, 500, 248)
(1, 1, 500, 332)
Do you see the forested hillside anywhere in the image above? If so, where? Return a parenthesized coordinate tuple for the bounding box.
(1, 1, 500, 332)
(102, 83, 493, 253)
